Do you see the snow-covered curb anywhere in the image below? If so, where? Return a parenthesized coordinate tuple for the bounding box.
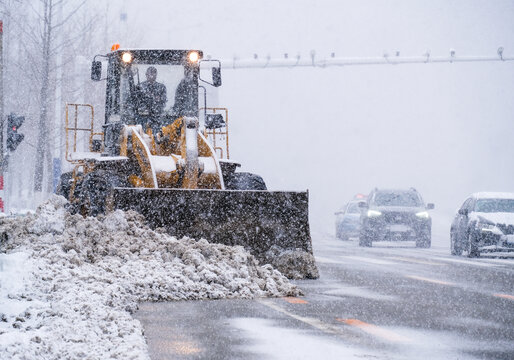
(0, 196, 300, 359)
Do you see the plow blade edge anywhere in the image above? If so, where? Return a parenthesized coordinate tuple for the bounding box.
(112, 188, 319, 279)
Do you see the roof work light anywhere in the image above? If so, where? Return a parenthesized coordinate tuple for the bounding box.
(188, 51, 200, 63)
(122, 52, 133, 63)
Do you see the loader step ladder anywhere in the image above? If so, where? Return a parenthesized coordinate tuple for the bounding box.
(202, 107, 229, 160)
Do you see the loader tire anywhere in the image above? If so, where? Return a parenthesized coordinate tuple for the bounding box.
(225, 172, 267, 190)
(56, 172, 74, 200)
(78, 170, 128, 217)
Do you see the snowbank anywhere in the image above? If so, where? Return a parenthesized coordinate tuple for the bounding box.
(0, 196, 300, 359)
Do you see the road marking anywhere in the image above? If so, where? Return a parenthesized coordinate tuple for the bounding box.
(257, 299, 346, 337)
(282, 297, 309, 304)
(341, 256, 397, 265)
(493, 293, 514, 300)
(315, 256, 342, 264)
(406, 275, 455, 286)
(336, 318, 411, 343)
(433, 257, 498, 267)
(387, 256, 445, 266)
(259, 299, 411, 346)
(479, 258, 514, 265)
(168, 340, 202, 355)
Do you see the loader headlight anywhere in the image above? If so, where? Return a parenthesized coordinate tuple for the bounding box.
(367, 210, 382, 217)
(415, 211, 430, 219)
(188, 51, 200, 63)
(122, 52, 133, 63)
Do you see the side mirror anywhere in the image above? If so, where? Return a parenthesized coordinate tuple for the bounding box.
(426, 203, 435, 210)
(212, 67, 222, 87)
(91, 139, 102, 152)
(205, 114, 225, 129)
(91, 60, 102, 81)
(458, 208, 469, 216)
(358, 202, 368, 209)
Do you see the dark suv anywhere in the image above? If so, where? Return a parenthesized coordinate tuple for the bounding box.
(359, 188, 434, 248)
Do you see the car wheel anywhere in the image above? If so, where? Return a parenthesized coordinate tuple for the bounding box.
(225, 172, 266, 190)
(416, 231, 431, 248)
(359, 231, 372, 247)
(467, 232, 480, 258)
(335, 225, 341, 239)
(450, 232, 463, 256)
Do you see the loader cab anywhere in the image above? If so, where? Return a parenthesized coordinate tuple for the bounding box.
(91, 49, 221, 156)
(103, 50, 201, 123)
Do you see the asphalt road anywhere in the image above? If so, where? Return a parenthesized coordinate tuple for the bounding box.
(135, 234, 514, 360)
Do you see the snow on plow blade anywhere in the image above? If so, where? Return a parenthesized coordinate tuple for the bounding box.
(112, 188, 319, 279)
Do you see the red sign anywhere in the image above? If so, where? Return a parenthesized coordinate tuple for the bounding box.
(0, 20, 3, 35)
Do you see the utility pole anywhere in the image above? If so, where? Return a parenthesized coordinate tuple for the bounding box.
(0, 20, 4, 212)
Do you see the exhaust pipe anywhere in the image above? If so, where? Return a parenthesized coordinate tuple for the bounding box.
(183, 117, 199, 189)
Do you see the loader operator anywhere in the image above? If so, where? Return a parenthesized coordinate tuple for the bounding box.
(137, 66, 167, 133)
(171, 67, 197, 119)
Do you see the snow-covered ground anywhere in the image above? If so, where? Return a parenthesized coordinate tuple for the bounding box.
(0, 196, 299, 359)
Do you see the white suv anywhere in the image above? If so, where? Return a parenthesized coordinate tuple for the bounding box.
(450, 192, 514, 257)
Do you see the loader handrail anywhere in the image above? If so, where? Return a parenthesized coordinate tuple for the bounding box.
(65, 103, 103, 163)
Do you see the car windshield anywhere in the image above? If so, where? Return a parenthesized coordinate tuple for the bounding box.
(373, 191, 422, 207)
(346, 203, 360, 214)
(475, 199, 514, 213)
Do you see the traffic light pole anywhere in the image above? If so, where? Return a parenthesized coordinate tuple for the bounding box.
(0, 20, 4, 212)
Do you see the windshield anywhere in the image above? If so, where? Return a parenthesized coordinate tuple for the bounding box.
(373, 191, 422, 207)
(346, 203, 360, 214)
(475, 199, 514, 213)
(117, 62, 198, 124)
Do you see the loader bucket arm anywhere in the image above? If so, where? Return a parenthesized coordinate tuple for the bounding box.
(112, 187, 319, 279)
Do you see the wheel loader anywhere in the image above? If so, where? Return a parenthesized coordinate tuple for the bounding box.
(57, 48, 318, 279)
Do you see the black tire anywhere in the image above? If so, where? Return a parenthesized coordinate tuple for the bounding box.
(416, 231, 431, 248)
(55, 172, 74, 200)
(78, 170, 128, 217)
(225, 172, 267, 190)
(450, 232, 463, 256)
(359, 231, 372, 247)
(467, 232, 480, 258)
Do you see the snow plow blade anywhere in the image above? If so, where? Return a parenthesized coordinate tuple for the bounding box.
(112, 188, 319, 279)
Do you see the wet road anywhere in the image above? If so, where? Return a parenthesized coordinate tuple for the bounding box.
(135, 234, 514, 359)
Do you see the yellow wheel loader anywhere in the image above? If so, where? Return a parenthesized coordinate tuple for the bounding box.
(57, 48, 318, 279)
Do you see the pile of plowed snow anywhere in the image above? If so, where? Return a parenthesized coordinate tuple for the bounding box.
(0, 196, 300, 359)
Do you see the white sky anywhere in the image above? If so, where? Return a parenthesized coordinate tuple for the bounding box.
(103, 0, 514, 233)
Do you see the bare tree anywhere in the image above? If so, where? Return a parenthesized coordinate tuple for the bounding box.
(1, 0, 137, 208)
(29, 0, 89, 194)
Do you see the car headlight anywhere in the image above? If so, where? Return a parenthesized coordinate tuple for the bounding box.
(415, 211, 430, 219)
(367, 210, 382, 217)
(479, 223, 503, 235)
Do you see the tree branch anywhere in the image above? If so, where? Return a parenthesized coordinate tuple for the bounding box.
(51, 0, 87, 30)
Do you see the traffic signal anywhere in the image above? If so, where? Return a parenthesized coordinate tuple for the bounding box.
(7, 113, 25, 152)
